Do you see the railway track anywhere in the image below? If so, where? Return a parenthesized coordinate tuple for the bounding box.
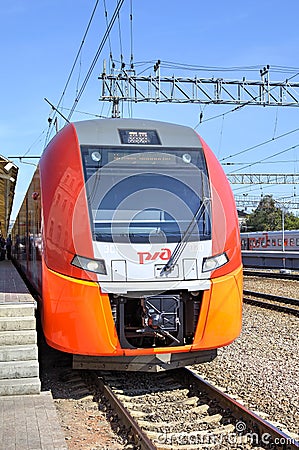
(243, 290, 299, 316)
(86, 368, 299, 450)
(244, 269, 299, 281)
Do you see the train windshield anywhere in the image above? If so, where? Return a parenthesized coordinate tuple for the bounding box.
(81, 147, 211, 243)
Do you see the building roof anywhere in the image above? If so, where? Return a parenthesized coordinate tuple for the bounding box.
(0, 155, 18, 237)
(237, 209, 249, 218)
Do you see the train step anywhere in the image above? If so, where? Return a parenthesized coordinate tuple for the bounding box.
(0, 377, 41, 396)
(0, 303, 36, 317)
(0, 316, 36, 331)
(0, 344, 38, 362)
(0, 360, 39, 379)
(0, 301, 40, 394)
(0, 329, 37, 346)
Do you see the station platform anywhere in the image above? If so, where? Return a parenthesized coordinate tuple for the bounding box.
(0, 260, 67, 449)
(242, 250, 299, 270)
(0, 392, 67, 449)
(0, 259, 35, 304)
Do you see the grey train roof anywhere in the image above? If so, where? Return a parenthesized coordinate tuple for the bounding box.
(73, 118, 202, 148)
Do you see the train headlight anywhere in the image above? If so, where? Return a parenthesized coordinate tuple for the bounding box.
(71, 255, 107, 275)
(182, 153, 192, 163)
(91, 151, 101, 162)
(202, 252, 228, 272)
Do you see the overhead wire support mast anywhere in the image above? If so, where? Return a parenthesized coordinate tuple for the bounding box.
(99, 72, 299, 107)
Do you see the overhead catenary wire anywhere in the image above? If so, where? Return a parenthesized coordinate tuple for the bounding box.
(103, 0, 114, 72)
(75, 50, 83, 98)
(9, 129, 47, 163)
(126, 0, 134, 117)
(130, 61, 299, 74)
(218, 70, 299, 164)
(273, 106, 279, 139)
(129, 60, 299, 76)
(220, 125, 299, 162)
(58, 0, 100, 107)
(67, 0, 125, 122)
(159, 62, 299, 75)
(129, 0, 134, 69)
(227, 142, 299, 175)
(117, 6, 124, 67)
(60, 107, 107, 119)
(217, 114, 225, 158)
(223, 159, 299, 166)
(45, 0, 100, 145)
(128, 61, 299, 82)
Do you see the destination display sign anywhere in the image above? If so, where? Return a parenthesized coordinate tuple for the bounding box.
(118, 129, 161, 145)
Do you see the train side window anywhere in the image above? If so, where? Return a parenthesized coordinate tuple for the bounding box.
(49, 219, 54, 239)
(272, 239, 276, 246)
(278, 239, 282, 246)
(296, 238, 299, 246)
(290, 238, 295, 247)
(261, 239, 266, 247)
(55, 193, 61, 206)
(57, 224, 62, 243)
(64, 174, 70, 185)
(241, 239, 247, 249)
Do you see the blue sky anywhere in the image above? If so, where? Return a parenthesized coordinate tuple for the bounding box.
(1, 0, 299, 219)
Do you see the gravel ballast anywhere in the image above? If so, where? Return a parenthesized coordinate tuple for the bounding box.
(193, 303, 299, 437)
(244, 275, 299, 299)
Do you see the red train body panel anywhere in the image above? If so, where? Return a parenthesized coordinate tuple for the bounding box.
(199, 137, 242, 277)
(12, 119, 243, 371)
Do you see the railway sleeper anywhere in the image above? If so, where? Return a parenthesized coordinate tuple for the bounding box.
(137, 413, 223, 431)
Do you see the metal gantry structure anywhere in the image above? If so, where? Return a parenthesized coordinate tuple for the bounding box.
(227, 174, 299, 184)
(99, 64, 299, 116)
(99, 65, 299, 212)
(228, 175, 299, 210)
(234, 196, 299, 210)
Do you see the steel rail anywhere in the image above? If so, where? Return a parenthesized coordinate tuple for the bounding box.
(177, 368, 299, 450)
(243, 290, 299, 316)
(91, 366, 299, 449)
(244, 269, 299, 281)
(95, 374, 157, 450)
(243, 290, 299, 306)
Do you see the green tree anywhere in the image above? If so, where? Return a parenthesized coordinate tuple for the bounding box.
(245, 195, 282, 231)
(284, 210, 299, 230)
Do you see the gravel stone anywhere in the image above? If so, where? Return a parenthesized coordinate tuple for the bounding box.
(244, 275, 299, 299)
(192, 303, 299, 436)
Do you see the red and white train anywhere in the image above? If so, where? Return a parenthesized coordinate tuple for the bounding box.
(241, 230, 299, 251)
(12, 118, 243, 371)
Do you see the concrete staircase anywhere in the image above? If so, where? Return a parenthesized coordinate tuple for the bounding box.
(0, 303, 41, 395)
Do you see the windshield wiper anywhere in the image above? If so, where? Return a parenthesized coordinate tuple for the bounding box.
(160, 197, 210, 276)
